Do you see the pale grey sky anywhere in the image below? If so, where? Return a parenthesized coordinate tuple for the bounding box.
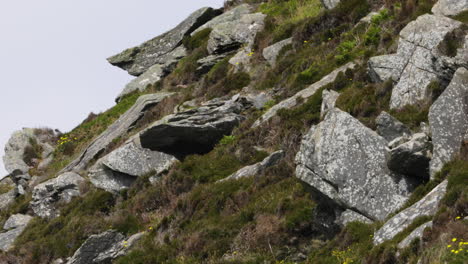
(0, 0, 225, 176)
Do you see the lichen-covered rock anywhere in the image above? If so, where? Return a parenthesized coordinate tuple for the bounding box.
(62, 93, 174, 173)
(140, 95, 250, 157)
(116, 47, 186, 102)
(89, 141, 177, 192)
(296, 108, 413, 221)
(0, 189, 16, 210)
(387, 133, 432, 180)
(253, 62, 356, 128)
(397, 221, 433, 249)
(321, 0, 342, 9)
(336, 210, 373, 226)
(262, 38, 292, 66)
(191, 4, 253, 36)
(429, 67, 468, 177)
(376, 111, 412, 142)
(320, 89, 340, 119)
(432, 0, 468, 17)
(66, 230, 143, 264)
(368, 14, 463, 109)
(373, 180, 447, 245)
(0, 214, 33, 252)
(107, 7, 220, 76)
(31, 172, 85, 218)
(220, 150, 285, 181)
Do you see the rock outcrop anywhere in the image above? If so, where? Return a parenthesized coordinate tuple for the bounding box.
(397, 221, 433, 249)
(429, 67, 468, 177)
(0, 214, 33, 252)
(62, 93, 174, 173)
(107, 7, 220, 76)
(89, 141, 177, 192)
(252, 62, 356, 128)
(295, 108, 413, 221)
(191, 4, 253, 36)
(262, 38, 293, 67)
(368, 14, 463, 109)
(432, 0, 468, 17)
(387, 133, 432, 180)
(320, 89, 340, 119)
(373, 180, 447, 245)
(31, 172, 85, 218)
(67, 230, 143, 264)
(375, 111, 412, 142)
(220, 150, 285, 181)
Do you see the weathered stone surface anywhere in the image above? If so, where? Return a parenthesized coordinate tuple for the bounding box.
(31, 172, 85, 218)
(244, 91, 272, 110)
(368, 14, 463, 109)
(398, 221, 432, 249)
(0, 214, 32, 252)
(320, 89, 340, 119)
(387, 133, 432, 180)
(337, 210, 373, 226)
(373, 180, 447, 245)
(0, 189, 16, 210)
(321, 0, 342, 9)
(429, 67, 468, 177)
(196, 54, 228, 75)
(108, 7, 220, 76)
(263, 38, 293, 66)
(296, 108, 413, 221)
(220, 150, 285, 181)
(62, 93, 174, 173)
(252, 62, 356, 128)
(116, 47, 187, 102)
(140, 95, 250, 157)
(207, 13, 266, 54)
(229, 48, 255, 72)
(432, 0, 468, 17)
(191, 4, 253, 36)
(89, 141, 177, 192)
(376, 111, 412, 142)
(66, 230, 142, 264)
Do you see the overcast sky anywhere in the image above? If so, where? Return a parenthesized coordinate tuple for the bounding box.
(0, 0, 225, 176)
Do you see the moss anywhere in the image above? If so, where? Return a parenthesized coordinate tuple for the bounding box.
(453, 10, 468, 23)
(183, 28, 212, 51)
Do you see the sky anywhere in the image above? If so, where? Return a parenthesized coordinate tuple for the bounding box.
(0, 0, 225, 176)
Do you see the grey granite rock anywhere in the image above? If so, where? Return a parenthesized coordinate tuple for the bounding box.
(429, 67, 468, 177)
(321, 0, 342, 9)
(373, 180, 447, 245)
(337, 210, 373, 226)
(196, 54, 228, 75)
(116, 47, 187, 102)
(191, 4, 253, 36)
(220, 150, 285, 181)
(376, 111, 412, 142)
(397, 221, 432, 249)
(387, 133, 432, 180)
(31, 172, 85, 218)
(244, 91, 272, 110)
(62, 93, 174, 173)
(296, 108, 413, 221)
(262, 38, 293, 66)
(320, 89, 340, 119)
(108, 7, 220, 76)
(0, 189, 16, 210)
(0, 214, 33, 252)
(252, 62, 356, 128)
(432, 0, 468, 17)
(3, 214, 33, 230)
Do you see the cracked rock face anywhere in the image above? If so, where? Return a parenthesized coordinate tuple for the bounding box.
(429, 67, 468, 177)
(374, 180, 447, 245)
(295, 108, 413, 221)
(191, 4, 253, 36)
(432, 0, 468, 17)
(89, 141, 177, 193)
(0, 214, 33, 252)
(107, 7, 220, 76)
(139, 95, 250, 157)
(220, 150, 285, 181)
(376, 111, 412, 142)
(31, 172, 85, 219)
(368, 14, 464, 109)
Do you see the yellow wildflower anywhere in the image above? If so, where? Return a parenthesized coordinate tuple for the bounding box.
(448, 245, 452, 248)
(452, 238, 457, 242)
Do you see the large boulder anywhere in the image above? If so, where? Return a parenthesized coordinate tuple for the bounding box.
(116, 47, 187, 102)
(252, 62, 356, 128)
(432, 0, 468, 17)
(107, 7, 220, 76)
(62, 93, 174, 173)
(66, 230, 143, 264)
(139, 95, 250, 157)
(31, 172, 85, 218)
(387, 133, 432, 180)
(262, 38, 293, 67)
(375, 111, 412, 142)
(220, 150, 285, 182)
(373, 180, 447, 245)
(89, 141, 177, 193)
(295, 108, 413, 221)
(429, 67, 468, 177)
(191, 4, 253, 36)
(368, 14, 464, 109)
(0, 214, 33, 252)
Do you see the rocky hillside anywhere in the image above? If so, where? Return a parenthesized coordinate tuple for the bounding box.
(0, 0, 467, 263)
